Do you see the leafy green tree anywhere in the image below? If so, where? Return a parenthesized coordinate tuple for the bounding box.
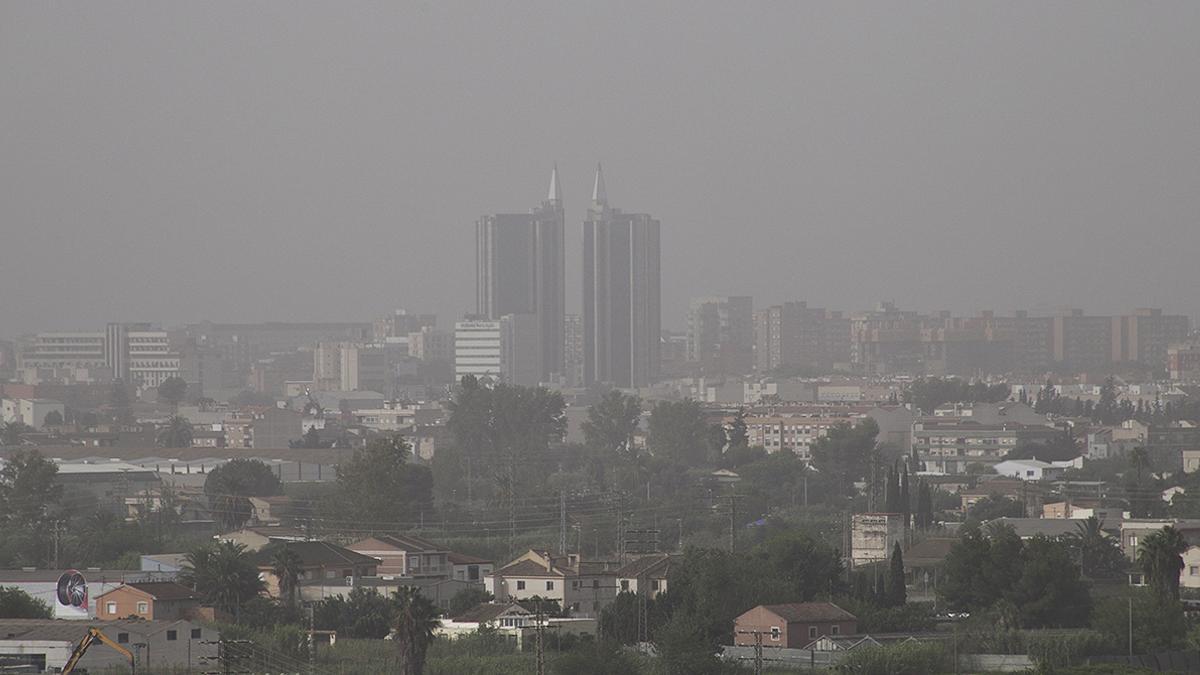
(41, 410, 63, 427)
(0, 586, 52, 618)
(157, 376, 188, 407)
(727, 408, 749, 449)
(394, 586, 439, 675)
(1092, 589, 1187, 654)
(156, 415, 193, 448)
(179, 541, 265, 616)
(0, 422, 32, 446)
(1138, 526, 1188, 602)
(313, 586, 397, 638)
(751, 530, 844, 603)
(1009, 536, 1091, 627)
(204, 458, 282, 531)
(810, 418, 879, 498)
(0, 449, 62, 527)
(647, 399, 708, 465)
(941, 526, 1091, 628)
(297, 426, 322, 448)
(704, 423, 726, 464)
(551, 638, 643, 675)
(330, 434, 432, 526)
(1093, 376, 1122, 425)
(270, 545, 303, 608)
(653, 612, 720, 675)
(1005, 429, 1079, 462)
(447, 587, 493, 618)
(886, 542, 907, 607)
(581, 390, 642, 457)
(109, 380, 134, 424)
(967, 495, 1025, 521)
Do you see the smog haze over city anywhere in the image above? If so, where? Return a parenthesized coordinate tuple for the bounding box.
(5, 3, 1200, 675)
(3, 2, 1199, 335)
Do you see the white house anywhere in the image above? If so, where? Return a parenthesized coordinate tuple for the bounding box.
(993, 458, 1079, 482)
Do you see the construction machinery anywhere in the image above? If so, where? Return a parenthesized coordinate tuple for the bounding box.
(61, 627, 135, 674)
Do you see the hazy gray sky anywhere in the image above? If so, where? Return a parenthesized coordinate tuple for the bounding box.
(3, 2, 1198, 337)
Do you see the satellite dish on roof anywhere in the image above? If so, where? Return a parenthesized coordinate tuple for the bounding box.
(56, 569, 88, 608)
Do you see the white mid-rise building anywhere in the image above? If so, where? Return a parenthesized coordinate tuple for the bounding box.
(456, 320, 503, 381)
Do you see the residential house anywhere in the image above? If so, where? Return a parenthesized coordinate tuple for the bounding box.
(733, 603, 858, 649)
(250, 541, 379, 599)
(94, 582, 201, 621)
(485, 550, 621, 617)
(437, 601, 597, 648)
(616, 554, 672, 598)
(992, 458, 1076, 482)
(347, 534, 450, 579)
(958, 478, 1045, 515)
(216, 525, 308, 552)
(1182, 546, 1200, 589)
(1120, 520, 1200, 560)
(448, 552, 494, 584)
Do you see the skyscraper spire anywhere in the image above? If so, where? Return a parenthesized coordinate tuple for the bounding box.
(592, 162, 607, 205)
(547, 163, 561, 203)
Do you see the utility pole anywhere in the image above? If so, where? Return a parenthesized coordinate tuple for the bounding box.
(1128, 596, 1133, 656)
(535, 599, 546, 675)
(559, 486, 567, 554)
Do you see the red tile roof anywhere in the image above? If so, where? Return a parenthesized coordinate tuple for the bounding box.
(757, 602, 857, 623)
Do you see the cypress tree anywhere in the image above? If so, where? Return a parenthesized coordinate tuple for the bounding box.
(887, 542, 907, 607)
(885, 465, 899, 513)
(916, 480, 933, 531)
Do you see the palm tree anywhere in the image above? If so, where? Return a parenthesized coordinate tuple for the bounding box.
(1069, 516, 1106, 578)
(270, 545, 304, 608)
(180, 541, 265, 617)
(393, 586, 439, 675)
(1137, 526, 1188, 602)
(156, 415, 194, 448)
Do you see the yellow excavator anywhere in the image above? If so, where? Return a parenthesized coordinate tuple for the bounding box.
(61, 626, 136, 674)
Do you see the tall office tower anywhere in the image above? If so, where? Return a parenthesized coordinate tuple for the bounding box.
(688, 296, 754, 376)
(475, 167, 565, 382)
(583, 164, 661, 387)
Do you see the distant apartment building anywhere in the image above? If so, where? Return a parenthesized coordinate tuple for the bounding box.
(18, 324, 181, 388)
(1113, 308, 1190, 367)
(408, 326, 453, 362)
(582, 164, 661, 387)
(849, 303, 924, 375)
(911, 419, 1061, 474)
(744, 409, 868, 460)
(454, 315, 540, 387)
(754, 301, 843, 372)
(373, 310, 436, 340)
(182, 321, 372, 373)
(688, 296, 754, 376)
(1168, 342, 1200, 381)
(476, 168, 565, 382)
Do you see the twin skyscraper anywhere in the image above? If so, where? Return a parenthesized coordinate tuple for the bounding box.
(475, 165, 660, 388)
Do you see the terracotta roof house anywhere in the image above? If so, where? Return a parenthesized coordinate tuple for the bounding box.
(251, 541, 379, 598)
(485, 550, 621, 618)
(616, 554, 673, 598)
(734, 603, 857, 650)
(347, 534, 449, 578)
(447, 551, 494, 583)
(95, 582, 201, 621)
